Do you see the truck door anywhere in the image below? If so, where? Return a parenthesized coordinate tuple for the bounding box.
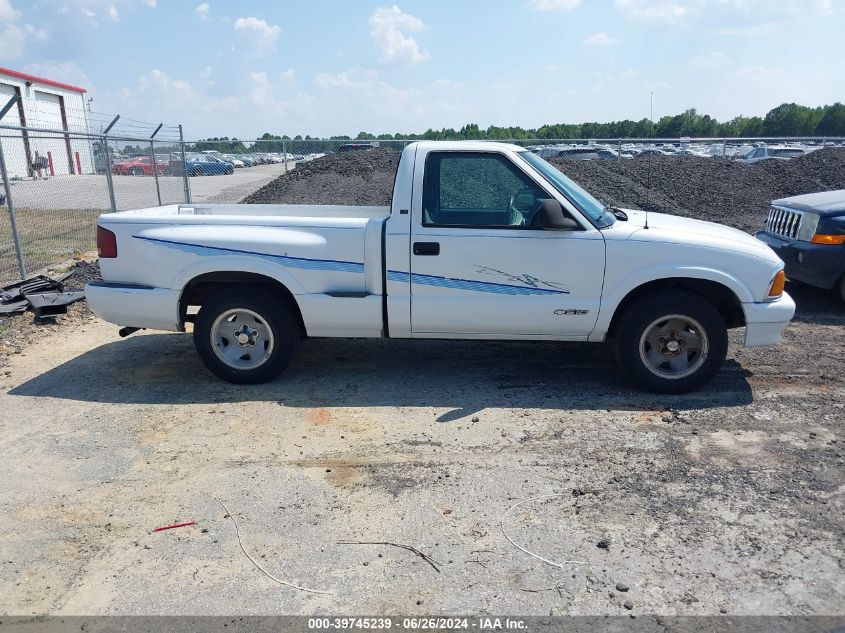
(407, 150, 605, 338)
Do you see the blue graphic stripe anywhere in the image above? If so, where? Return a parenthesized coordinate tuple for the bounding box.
(388, 270, 569, 295)
(134, 235, 365, 274)
(134, 236, 568, 295)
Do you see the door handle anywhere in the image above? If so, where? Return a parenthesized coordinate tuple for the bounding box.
(413, 242, 440, 256)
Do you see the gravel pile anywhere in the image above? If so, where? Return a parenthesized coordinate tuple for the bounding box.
(242, 148, 401, 206)
(243, 148, 845, 233)
(552, 148, 845, 232)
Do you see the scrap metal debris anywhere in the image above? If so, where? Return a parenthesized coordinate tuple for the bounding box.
(0, 274, 84, 318)
(216, 498, 331, 595)
(337, 540, 441, 573)
(501, 494, 586, 568)
(153, 521, 197, 532)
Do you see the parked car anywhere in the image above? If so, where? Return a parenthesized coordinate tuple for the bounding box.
(87, 141, 794, 393)
(222, 155, 245, 168)
(755, 189, 845, 301)
(735, 146, 806, 163)
(338, 143, 376, 152)
(183, 155, 234, 176)
(112, 156, 171, 176)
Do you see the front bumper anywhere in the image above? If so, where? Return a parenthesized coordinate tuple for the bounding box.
(85, 282, 181, 332)
(742, 292, 795, 347)
(755, 231, 845, 290)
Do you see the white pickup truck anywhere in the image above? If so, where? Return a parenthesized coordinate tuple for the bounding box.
(86, 141, 795, 393)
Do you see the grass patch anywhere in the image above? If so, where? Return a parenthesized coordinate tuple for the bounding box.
(1, 207, 101, 280)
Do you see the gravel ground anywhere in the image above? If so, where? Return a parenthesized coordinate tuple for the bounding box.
(0, 151, 843, 617)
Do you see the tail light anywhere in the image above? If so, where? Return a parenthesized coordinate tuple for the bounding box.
(97, 226, 117, 258)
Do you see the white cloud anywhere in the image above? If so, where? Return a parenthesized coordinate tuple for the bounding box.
(545, 64, 560, 72)
(248, 71, 272, 105)
(735, 65, 783, 83)
(0, 0, 20, 22)
(0, 2, 47, 61)
(614, 0, 686, 23)
(529, 0, 581, 10)
(139, 0, 156, 6)
(194, 3, 209, 20)
(139, 69, 192, 95)
(584, 32, 618, 45)
(690, 51, 729, 68)
(108, 5, 119, 21)
(234, 16, 281, 57)
(279, 68, 296, 83)
(368, 5, 430, 64)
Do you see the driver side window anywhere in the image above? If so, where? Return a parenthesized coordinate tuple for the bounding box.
(422, 152, 549, 228)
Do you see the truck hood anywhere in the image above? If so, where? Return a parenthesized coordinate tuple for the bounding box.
(606, 209, 780, 263)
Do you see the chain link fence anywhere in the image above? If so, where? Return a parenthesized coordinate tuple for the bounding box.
(0, 90, 191, 283)
(3, 127, 844, 283)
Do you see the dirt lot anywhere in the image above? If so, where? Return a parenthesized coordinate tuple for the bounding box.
(0, 151, 843, 616)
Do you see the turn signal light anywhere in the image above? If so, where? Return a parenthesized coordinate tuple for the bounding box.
(97, 226, 117, 258)
(810, 233, 845, 245)
(768, 270, 785, 298)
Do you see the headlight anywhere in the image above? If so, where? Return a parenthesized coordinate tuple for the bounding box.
(797, 212, 820, 242)
(767, 270, 785, 300)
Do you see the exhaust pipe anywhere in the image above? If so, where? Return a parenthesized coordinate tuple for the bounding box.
(118, 326, 142, 338)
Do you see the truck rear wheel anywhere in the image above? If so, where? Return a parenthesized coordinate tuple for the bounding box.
(193, 286, 299, 384)
(613, 291, 728, 394)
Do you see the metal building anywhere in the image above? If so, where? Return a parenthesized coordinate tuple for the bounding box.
(0, 66, 94, 178)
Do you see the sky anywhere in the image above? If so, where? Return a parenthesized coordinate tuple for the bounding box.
(1, 0, 843, 139)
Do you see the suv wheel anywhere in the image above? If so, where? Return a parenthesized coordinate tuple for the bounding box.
(613, 291, 728, 394)
(194, 286, 299, 384)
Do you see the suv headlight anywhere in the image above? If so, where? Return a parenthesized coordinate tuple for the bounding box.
(797, 212, 820, 242)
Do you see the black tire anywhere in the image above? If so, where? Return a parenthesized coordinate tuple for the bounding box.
(612, 291, 728, 394)
(193, 286, 300, 384)
(191, 167, 202, 177)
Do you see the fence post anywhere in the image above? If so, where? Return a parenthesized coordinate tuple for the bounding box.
(0, 135, 27, 279)
(149, 123, 163, 207)
(149, 141, 162, 207)
(617, 138, 622, 162)
(178, 124, 191, 204)
(102, 136, 118, 212)
(283, 141, 289, 173)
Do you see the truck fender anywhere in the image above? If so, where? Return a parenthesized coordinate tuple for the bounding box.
(171, 255, 308, 297)
(591, 264, 752, 340)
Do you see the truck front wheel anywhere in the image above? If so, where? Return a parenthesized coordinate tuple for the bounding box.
(193, 286, 299, 384)
(613, 292, 728, 394)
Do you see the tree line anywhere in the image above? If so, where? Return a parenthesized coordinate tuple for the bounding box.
(191, 102, 844, 153)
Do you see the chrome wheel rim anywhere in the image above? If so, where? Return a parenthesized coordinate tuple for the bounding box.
(210, 308, 274, 370)
(639, 314, 709, 380)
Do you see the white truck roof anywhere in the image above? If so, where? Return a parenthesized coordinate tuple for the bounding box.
(408, 141, 526, 153)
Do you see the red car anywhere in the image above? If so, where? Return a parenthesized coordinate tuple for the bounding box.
(112, 156, 172, 176)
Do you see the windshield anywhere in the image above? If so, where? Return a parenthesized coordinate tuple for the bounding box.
(518, 151, 614, 227)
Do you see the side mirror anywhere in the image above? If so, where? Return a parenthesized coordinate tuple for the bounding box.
(533, 199, 579, 231)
